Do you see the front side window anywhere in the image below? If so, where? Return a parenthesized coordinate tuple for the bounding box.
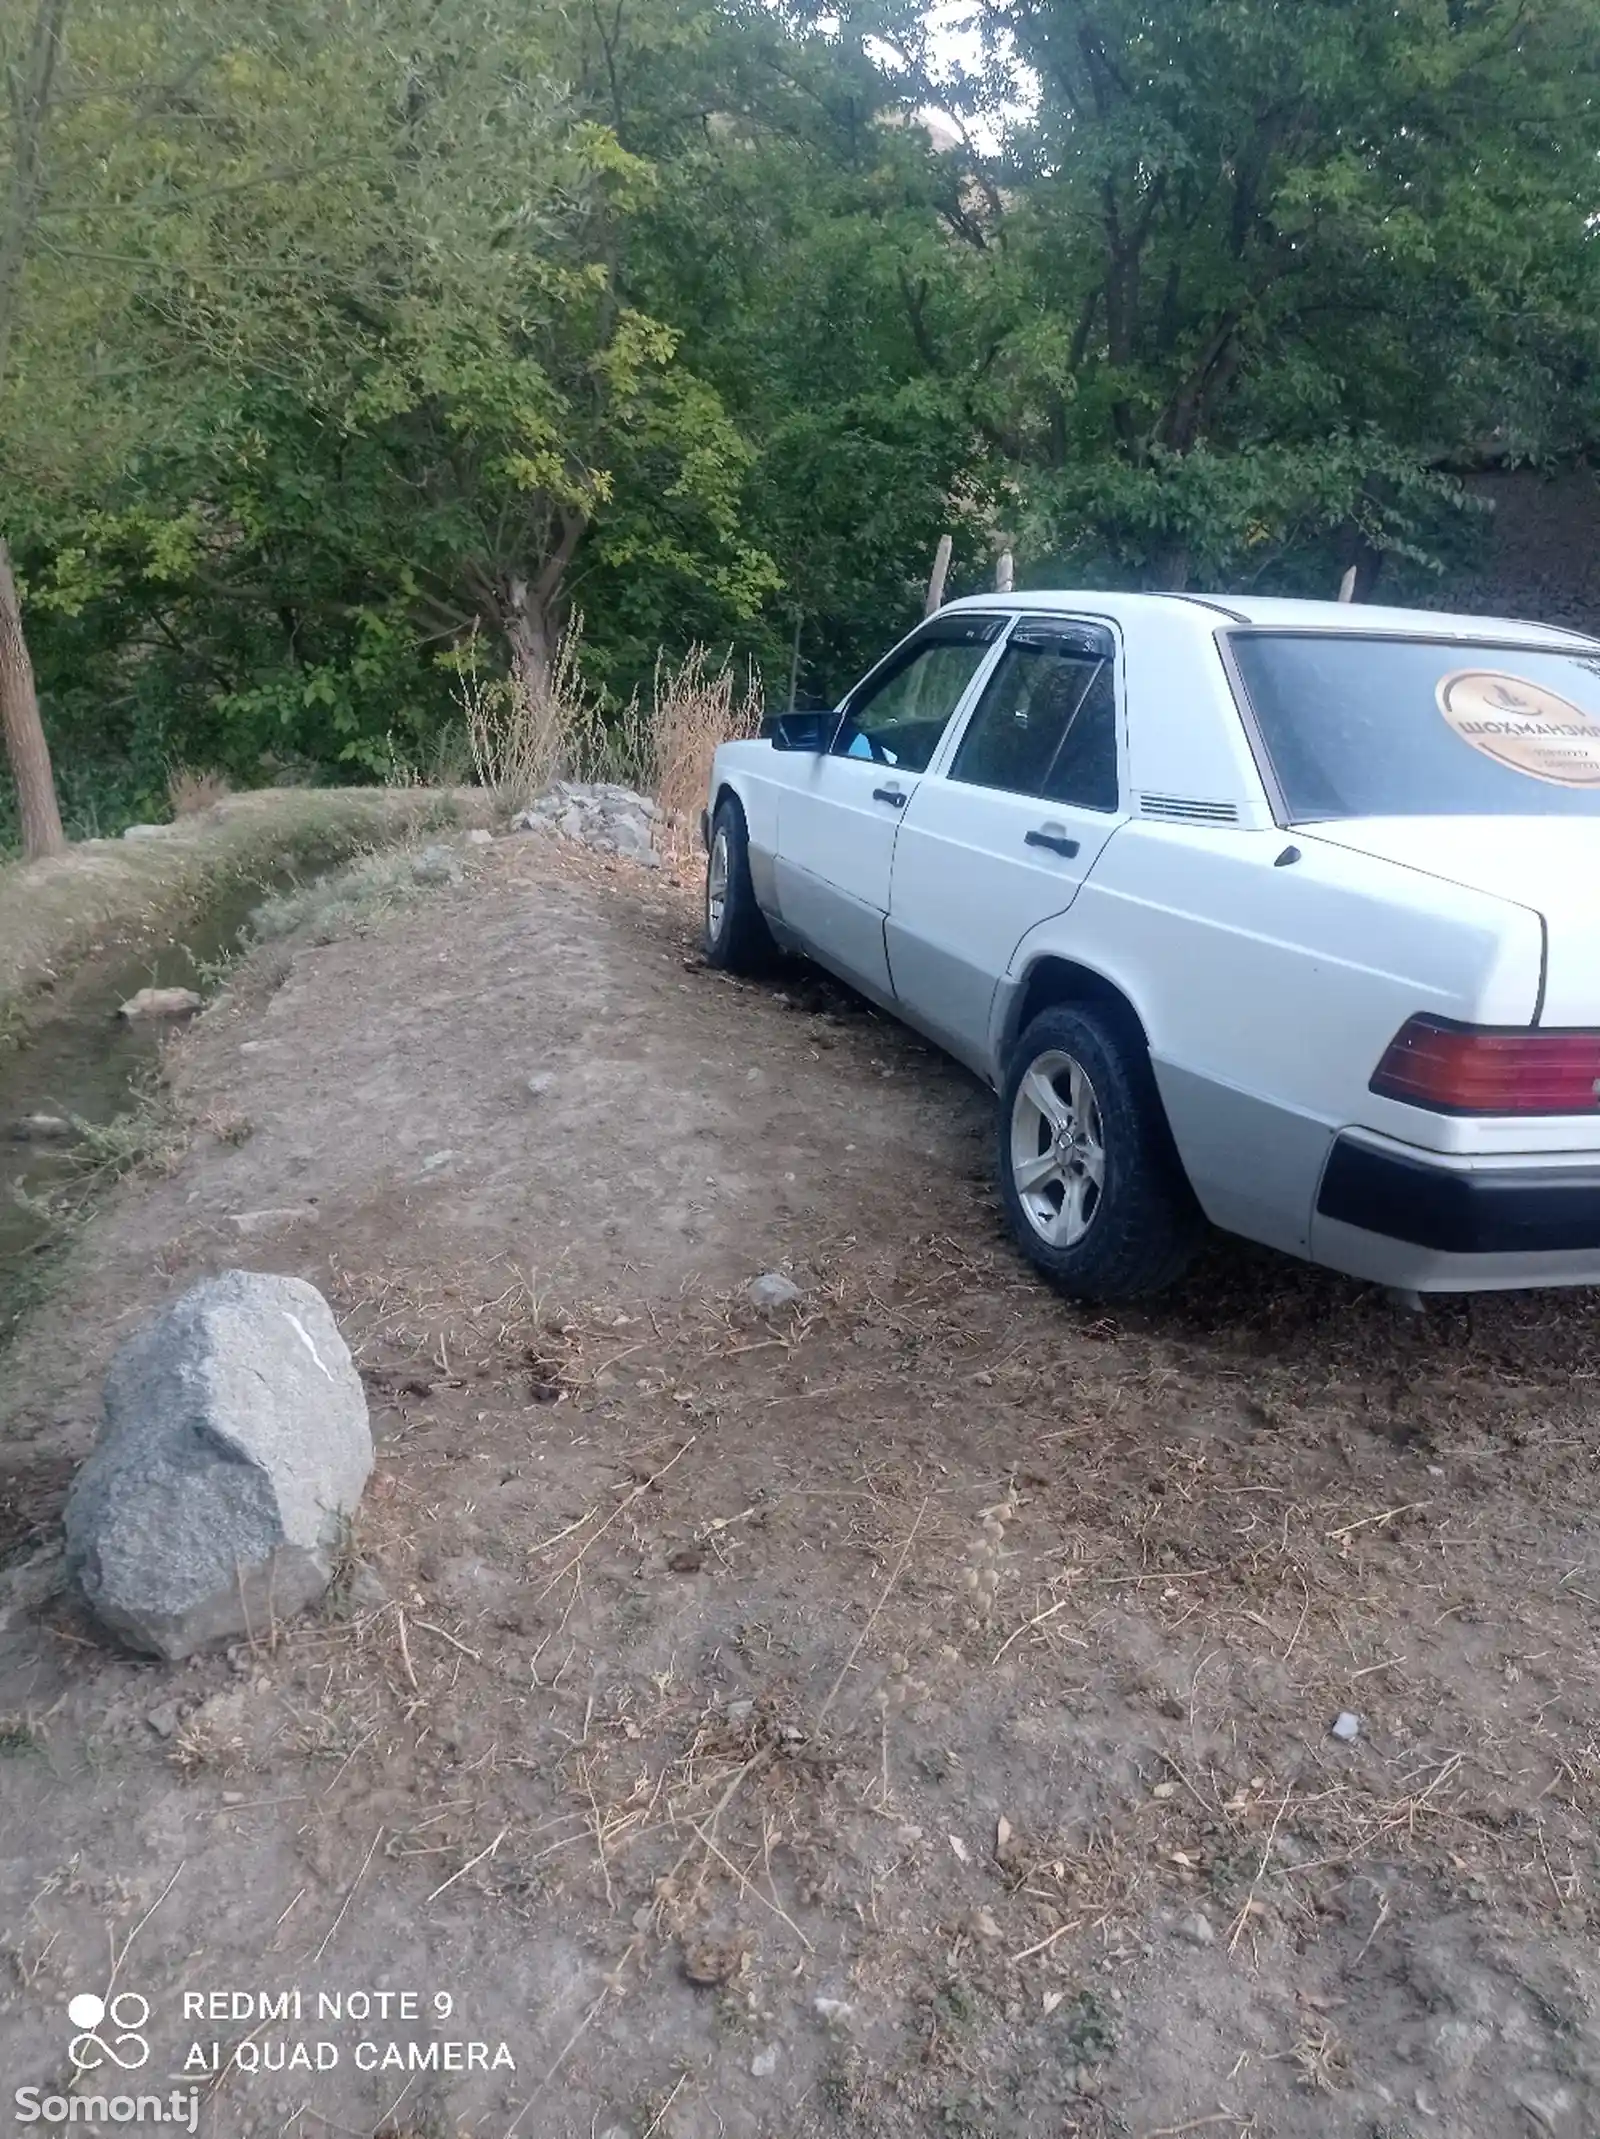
(832, 618, 1001, 773)
(950, 623, 1120, 811)
(1229, 632, 1600, 821)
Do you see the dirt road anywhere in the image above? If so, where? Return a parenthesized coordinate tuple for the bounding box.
(3, 830, 1599, 2139)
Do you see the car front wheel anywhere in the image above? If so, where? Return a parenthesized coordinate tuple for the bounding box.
(997, 1004, 1202, 1301)
(703, 797, 776, 974)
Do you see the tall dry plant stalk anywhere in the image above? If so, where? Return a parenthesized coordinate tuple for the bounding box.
(461, 616, 601, 814)
(648, 646, 763, 853)
(166, 765, 231, 815)
(460, 619, 762, 845)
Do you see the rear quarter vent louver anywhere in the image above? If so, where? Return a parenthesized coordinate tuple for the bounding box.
(1137, 793, 1240, 825)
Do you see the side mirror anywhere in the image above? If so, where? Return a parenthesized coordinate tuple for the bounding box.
(765, 710, 833, 753)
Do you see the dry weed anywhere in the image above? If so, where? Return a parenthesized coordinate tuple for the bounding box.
(196, 1106, 254, 1146)
(460, 621, 760, 835)
(648, 646, 763, 852)
(461, 666, 565, 816)
(166, 766, 232, 815)
(168, 1715, 245, 1779)
(961, 1486, 1019, 1635)
(461, 614, 622, 811)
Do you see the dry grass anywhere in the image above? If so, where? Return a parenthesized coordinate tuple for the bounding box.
(460, 621, 760, 841)
(166, 766, 232, 816)
(647, 646, 763, 854)
(0, 788, 482, 1045)
(247, 849, 430, 945)
(462, 615, 617, 813)
(462, 663, 567, 816)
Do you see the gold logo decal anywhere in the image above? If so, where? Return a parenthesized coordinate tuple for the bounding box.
(1437, 669, 1600, 787)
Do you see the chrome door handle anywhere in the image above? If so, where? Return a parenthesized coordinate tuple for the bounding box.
(872, 787, 907, 808)
(1025, 828, 1079, 858)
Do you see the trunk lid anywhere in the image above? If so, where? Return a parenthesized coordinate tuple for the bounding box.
(1303, 817, 1600, 1026)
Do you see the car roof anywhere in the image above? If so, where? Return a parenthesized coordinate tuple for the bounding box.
(938, 589, 1600, 649)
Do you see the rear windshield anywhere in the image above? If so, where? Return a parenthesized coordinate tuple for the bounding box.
(1227, 632, 1600, 820)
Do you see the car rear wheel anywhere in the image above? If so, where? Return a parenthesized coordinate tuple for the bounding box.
(998, 1004, 1203, 1300)
(703, 797, 776, 974)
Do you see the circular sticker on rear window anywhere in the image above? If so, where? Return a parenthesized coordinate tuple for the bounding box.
(1437, 669, 1600, 787)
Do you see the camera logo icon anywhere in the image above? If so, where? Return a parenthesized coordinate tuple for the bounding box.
(67, 1991, 151, 2072)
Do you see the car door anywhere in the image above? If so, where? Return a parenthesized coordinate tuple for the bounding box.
(774, 613, 1006, 998)
(886, 617, 1128, 1074)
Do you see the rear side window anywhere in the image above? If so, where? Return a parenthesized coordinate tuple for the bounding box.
(950, 623, 1120, 811)
(1229, 632, 1600, 820)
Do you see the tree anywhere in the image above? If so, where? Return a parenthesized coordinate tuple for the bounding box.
(0, 0, 69, 857)
(123, 0, 773, 709)
(821, 0, 1600, 597)
(599, 0, 1006, 696)
(959, 0, 1600, 591)
(5, 0, 778, 791)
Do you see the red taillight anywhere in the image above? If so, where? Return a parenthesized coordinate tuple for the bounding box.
(1371, 1017, 1600, 1114)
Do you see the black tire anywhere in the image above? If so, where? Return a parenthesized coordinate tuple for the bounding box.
(996, 1003, 1203, 1301)
(703, 796, 777, 974)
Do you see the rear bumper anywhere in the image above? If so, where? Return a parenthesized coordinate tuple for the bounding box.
(1312, 1132, 1600, 1290)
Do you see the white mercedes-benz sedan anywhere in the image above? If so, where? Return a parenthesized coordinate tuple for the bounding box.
(703, 592, 1600, 1301)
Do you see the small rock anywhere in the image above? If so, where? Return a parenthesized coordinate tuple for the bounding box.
(598, 2128, 632, 2139)
(969, 1906, 1003, 1942)
(513, 782, 663, 865)
(118, 986, 202, 1022)
(228, 1207, 309, 1236)
(11, 1113, 71, 1141)
(607, 814, 656, 861)
(1331, 1711, 1361, 1742)
(681, 1938, 742, 1987)
(420, 1149, 455, 1173)
(1178, 1913, 1214, 1946)
(145, 1701, 184, 1739)
(746, 1271, 802, 1312)
(120, 823, 168, 840)
(0, 1544, 63, 1632)
(190, 1688, 249, 1739)
(750, 2046, 778, 2079)
(525, 1073, 555, 1100)
(1510, 2079, 1574, 2132)
(724, 1698, 755, 1722)
(465, 828, 494, 846)
(343, 1564, 388, 1613)
(813, 1997, 854, 2025)
(410, 843, 464, 886)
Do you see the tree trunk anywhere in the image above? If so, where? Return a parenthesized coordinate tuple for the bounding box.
(0, 0, 70, 400)
(1151, 540, 1190, 592)
(501, 575, 554, 704)
(0, 537, 65, 858)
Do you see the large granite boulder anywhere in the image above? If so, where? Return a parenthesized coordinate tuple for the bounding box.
(64, 1271, 372, 1660)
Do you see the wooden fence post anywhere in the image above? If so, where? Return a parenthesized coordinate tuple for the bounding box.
(924, 534, 953, 617)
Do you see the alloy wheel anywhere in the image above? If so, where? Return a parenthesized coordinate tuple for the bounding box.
(1008, 1048, 1106, 1247)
